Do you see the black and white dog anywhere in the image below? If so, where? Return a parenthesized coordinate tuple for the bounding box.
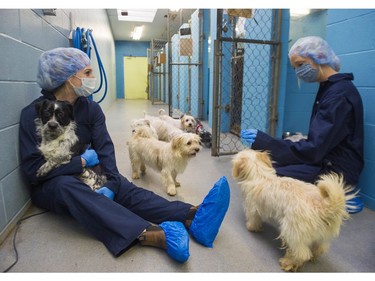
(34, 99, 106, 190)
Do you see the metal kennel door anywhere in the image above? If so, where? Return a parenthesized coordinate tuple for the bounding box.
(149, 39, 168, 105)
(167, 9, 204, 118)
(212, 9, 282, 156)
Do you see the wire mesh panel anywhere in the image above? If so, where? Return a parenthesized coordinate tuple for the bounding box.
(212, 9, 282, 156)
(167, 9, 203, 118)
(149, 39, 168, 104)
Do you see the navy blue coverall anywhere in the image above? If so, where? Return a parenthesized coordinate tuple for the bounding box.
(19, 91, 193, 257)
(252, 73, 364, 186)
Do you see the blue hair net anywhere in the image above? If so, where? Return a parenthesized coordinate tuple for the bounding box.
(288, 36, 341, 71)
(37, 47, 90, 91)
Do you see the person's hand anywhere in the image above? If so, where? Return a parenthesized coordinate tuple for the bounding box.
(241, 129, 258, 145)
(95, 186, 115, 200)
(81, 148, 99, 167)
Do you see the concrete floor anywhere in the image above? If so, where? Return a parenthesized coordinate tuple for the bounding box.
(1, 99, 375, 274)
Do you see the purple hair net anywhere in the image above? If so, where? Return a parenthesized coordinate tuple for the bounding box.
(36, 47, 90, 91)
(288, 36, 341, 71)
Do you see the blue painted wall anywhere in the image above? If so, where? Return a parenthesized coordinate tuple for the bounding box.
(115, 41, 150, 99)
(275, 10, 292, 138)
(328, 10, 375, 209)
(283, 9, 327, 136)
(283, 9, 375, 209)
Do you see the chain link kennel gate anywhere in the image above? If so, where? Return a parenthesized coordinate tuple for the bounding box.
(212, 9, 282, 156)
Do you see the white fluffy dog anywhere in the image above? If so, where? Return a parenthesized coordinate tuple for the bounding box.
(127, 125, 201, 196)
(130, 118, 158, 139)
(143, 112, 185, 142)
(232, 149, 356, 272)
(158, 109, 196, 133)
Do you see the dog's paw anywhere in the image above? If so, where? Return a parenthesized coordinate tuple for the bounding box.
(279, 257, 300, 272)
(175, 181, 181, 187)
(132, 172, 140, 179)
(167, 185, 177, 196)
(36, 169, 45, 178)
(140, 164, 146, 174)
(246, 222, 263, 232)
(36, 164, 50, 177)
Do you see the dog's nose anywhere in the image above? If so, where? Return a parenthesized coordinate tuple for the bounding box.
(195, 148, 200, 152)
(48, 121, 58, 129)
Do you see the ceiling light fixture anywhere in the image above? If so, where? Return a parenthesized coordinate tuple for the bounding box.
(131, 26, 143, 40)
(290, 9, 311, 18)
(118, 9, 157, 22)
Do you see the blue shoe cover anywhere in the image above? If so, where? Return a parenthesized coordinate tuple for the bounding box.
(190, 176, 230, 248)
(346, 196, 364, 214)
(159, 221, 190, 263)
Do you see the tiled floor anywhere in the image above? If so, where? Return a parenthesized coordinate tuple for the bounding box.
(1, 99, 374, 274)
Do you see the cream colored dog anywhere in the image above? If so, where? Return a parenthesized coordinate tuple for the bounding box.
(127, 125, 201, 196)
(232, 149, 356, 272)
(130, 118, 158, 139)
(158, 109, 196, 133)
(143, 112, 185, 142)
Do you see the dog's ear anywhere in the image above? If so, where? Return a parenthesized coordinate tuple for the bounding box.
(171, 135, 183, 150)
(34, 100, 49, 117)
(257, 151, 273, 168)
(145, 119, 151, 127)
(232, 153, 250, 181)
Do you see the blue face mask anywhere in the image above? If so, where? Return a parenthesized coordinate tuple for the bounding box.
(295, 63, 319, 83)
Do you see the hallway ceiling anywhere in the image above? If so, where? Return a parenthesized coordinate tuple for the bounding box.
(106, 9, 170, 42)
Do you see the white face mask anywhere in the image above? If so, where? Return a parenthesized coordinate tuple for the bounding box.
(70, 75, 97, 97)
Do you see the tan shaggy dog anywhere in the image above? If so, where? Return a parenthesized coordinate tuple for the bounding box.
(127, 125, 201, 196)
(232, 149, 356, 272)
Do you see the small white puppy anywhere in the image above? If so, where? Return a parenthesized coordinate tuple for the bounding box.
(127, 125, 201, 196)
(232, 149, 356, 272)
(158, 109, 196, 133)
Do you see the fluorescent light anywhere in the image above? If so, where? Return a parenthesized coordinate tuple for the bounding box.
(131, 26, 143, 40)
(290, 9, 311, 17)
(118, 9, 157, 22)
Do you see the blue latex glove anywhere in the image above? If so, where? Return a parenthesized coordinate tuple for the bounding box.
(240, 129, 258, 145)
(81, 148, 99, 167)
(95, 186, 115, 200)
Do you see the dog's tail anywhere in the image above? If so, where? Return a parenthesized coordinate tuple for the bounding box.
(316, 173, 353, 232)
(158, 108, 167, 116)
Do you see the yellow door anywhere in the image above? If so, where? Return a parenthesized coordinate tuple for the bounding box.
(124, 56, 148, 99)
